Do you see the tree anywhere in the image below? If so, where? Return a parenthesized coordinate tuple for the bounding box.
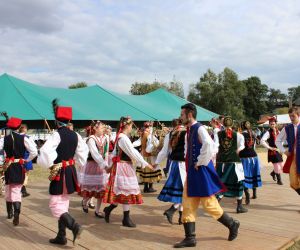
(242, 76, 269, 122)
(68, 82, 88, 89)
(267, 88, 288, 112)
(288, 86, 300, 102)
(129, 80, 184, 97)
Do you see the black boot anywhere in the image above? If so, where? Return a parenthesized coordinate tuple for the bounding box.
(148, 183, 157, 193)
(178, 211, 183, 225)
(276, 174, 283, 185)
(244, 188, 250, 205)
(103, 204, 118, 223)
(270, 170, 276, 181)
(13, 202, 21, 226)
(143, 183, 149, 193)
(173, 222, 196, 248)
(60, 213, 82, 245)
(217, 212, 240, 241)
(295, 188, 300, 195)
(6, 202, 13, 219)
(163, 205, 177, 224)
(122, 210, 136, 228)
(49, 218, 67, 245)
(21, 186, 30, 198)
(236, 199, 248, 213)
(252, 188, 257, 199)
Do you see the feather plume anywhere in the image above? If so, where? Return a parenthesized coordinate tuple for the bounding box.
(0, 111, 9, 121)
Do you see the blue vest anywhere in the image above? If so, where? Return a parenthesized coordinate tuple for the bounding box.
(285, 123, 300, 174)
(186, 123, 224, 197)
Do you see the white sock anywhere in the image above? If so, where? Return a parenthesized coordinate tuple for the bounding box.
(123, 204, 130, 211)
(173, 203, 180, 209)
(96, 199, 102, 214)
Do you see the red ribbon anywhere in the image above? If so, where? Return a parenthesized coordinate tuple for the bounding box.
(112, 156, 120, 163)
(226, 128, 233, 139)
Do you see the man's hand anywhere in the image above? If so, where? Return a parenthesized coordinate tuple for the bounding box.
(285, 151, 291, 157)
(147, 164, 154, 170)
(194, 164, 200, 170)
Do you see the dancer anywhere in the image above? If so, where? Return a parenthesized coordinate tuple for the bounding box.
(261, 117, 284, 185)
(102, 116, 153, 227)
(0, 114, 37, 226)
(215, 117, 248, 213)
(37, 100, 88, 245)
(78, 121, 109, 218)
(276, 107, 300, 194)
(154, 119, 186, 225)
(174, 104, 240, 248)
(239, 121, 262, 205)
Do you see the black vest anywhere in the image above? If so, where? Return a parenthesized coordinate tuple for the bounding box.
(3, 132, 26, 184)
(239, 131, 257, 158)
(266, 128, 276, 148)
(170, 131, 186, 161)
(54, 127, 78, 163)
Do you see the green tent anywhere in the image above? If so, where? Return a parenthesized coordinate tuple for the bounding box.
(0, 73, 218, 125)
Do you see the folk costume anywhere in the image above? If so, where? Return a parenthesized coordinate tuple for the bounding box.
(174, 119, 239, 248)
(275, 120, 300, 194)
(78, 123, 109, 218)
(134, 122, 162, 193)
(239, 121, 262, 205)
(155, 125, 186, 225)
(37, 101, 88, 245)
(261, 117, 284, 185)
(0, 116, 37, 226)
(215, 117, 248, 213)
(102, 117, 150, 228)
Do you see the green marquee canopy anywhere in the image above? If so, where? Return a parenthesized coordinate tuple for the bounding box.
(0, 73, 218, 124)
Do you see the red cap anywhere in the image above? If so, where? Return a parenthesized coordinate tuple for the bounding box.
(56, 106, 72, 121)
(7, 117, 22, 129)
(268, 116, 277, 123)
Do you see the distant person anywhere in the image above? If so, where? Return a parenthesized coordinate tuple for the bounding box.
(261, 117, 284, 185)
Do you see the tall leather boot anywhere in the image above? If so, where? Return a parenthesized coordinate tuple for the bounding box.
(217, 212, 240, 241)
(148, 183, 157, 193)
(103, 204, 118, 223)
(295, 188, 300, 195)
(236, 199, 248, 213)
(49, 218, 67, 245)
(276, 174, 283, 185)
(252, 188, 257, 199)
(163, 205, 177, 224)
(122, 210, 136, 228)
(178, 211, 183, 225)
(270, 170, 276, 181)
(21, 186, 30, 198)
(244, 188, 250, 205)
(173, 222, 196, 248)
(6, 202, 13, 219)
(60, 213, 82, 245)
(143, 183, 149, 193)
(13, 202, 21, 226)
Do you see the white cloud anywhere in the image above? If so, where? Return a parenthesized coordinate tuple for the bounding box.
(0, 0, 299, 95)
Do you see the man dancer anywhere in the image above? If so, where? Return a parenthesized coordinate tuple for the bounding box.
(276, 107, 300, 195)
(174, 103, 240, 248)
(37, 100, 88, 245)
(0, 115, 37, 226)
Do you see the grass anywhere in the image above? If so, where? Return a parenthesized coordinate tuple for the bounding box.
(287, 240, 300, 250)
(28, 164, 49, 182)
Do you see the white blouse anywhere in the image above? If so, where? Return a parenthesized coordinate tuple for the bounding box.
(87, 135, 108, 168)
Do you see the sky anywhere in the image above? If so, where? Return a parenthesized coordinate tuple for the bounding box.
(0, 0, 299, 95)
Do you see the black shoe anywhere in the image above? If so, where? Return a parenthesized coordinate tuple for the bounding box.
(252, 188, 257, 199)
(95, 211, 105, 218)
(13, 202, 21, 226)
(122, 211, 136, 228)
(6, 202, 13, 219)
(148, 183, 157, 193)
(173, 222, 196, 248)
(163, 205, 177, 224)
(244, 189, 250, 205)
(21, 186, 30, 198)
(81, 200, 88, 213)
(236, 199, 248, 213)
(88, 202, 95, 209)
(143, 183, 149, 193)
(270, 171, 276, 181)
(276, 174, 283, 185)
(178, 211, 183, 225)
(60, 213, 83, 245)
(295, 188, 300, 195)
(49, 219, 67, 245)
(103, 204, 118, 223)
(217, 212, 240, 241)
